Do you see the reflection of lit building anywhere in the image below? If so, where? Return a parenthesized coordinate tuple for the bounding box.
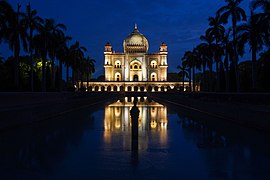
(103, 97, 168, 149)
(81, 25, 200, 92)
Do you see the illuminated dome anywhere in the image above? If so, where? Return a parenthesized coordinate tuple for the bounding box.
(123, 24, 149, 53)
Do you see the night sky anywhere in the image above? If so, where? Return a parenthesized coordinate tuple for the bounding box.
(4, 0, 251, 78)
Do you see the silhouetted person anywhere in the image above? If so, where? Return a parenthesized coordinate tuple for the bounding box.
(130, 96, 140, 166)
(130, 97, 139, 139)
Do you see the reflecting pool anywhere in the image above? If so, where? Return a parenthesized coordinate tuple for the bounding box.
(0, 96, 270, 179)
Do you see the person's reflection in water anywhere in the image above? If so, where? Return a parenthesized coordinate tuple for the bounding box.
(130, 96, 140, 167)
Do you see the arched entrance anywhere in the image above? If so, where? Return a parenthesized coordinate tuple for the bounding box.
(127, 86, 132, 91)
(88, 86, 92, 92)
(161, 86, 165, 92)
(101, 86, 105, 92)
(115, 72, 121, 81)
(120, 86, 124, 91)
(107, 86, 111, 91)
(133, 75, 138, 81)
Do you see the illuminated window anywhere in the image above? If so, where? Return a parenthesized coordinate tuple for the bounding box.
(151, 60, 157, 68)
(115, 60, 121, 68)
(151, 72, 157, 81)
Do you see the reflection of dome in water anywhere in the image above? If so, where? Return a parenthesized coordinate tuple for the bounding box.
(123, 24, 149, 53)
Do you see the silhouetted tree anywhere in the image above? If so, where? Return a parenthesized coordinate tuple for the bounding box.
(218, 0, 247, 92)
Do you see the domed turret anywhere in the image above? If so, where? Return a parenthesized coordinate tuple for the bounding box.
(160, 42, 167, 53)
(123, 24, 149, 53)
(104, 42, 112, 52)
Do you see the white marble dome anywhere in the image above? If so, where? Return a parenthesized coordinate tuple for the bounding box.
(123, 25, 149, 53)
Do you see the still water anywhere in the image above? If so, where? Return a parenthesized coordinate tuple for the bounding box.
(0, 96, 270, 179)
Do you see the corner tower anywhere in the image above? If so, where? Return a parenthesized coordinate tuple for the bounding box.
(159, 42, 168, 81)
(104, 42, 113, 81)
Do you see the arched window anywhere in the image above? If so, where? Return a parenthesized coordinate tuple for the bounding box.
(151, 72, 157, 81)
(130, 60, 142, 71)
(151, 60, 157, 68)
(115, 60, 121, 69)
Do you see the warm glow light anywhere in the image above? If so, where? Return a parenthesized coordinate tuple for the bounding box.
(151, 120, 157, 129)
(115, 119, 121, 129)
(104, 98, 168, 148)
(161, 122, 167, 129)
(81, 26, 199, 93)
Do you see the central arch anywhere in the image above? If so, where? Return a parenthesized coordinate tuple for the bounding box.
(130, 59, 142, 81)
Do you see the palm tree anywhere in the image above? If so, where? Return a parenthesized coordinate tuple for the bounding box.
(69, 41, 87, 86)
(207, 14, 225, 91)
(196, 43, 212, 91)
(79, 56, 95, 89)
(64, 46, 72, 86)
(200, 32, 215, 91)
(218, 0, 247, 92)
(237, 10, 265, 90)
(181, 50, 200, 92)
(181, 51, 192, 91)
(56, 35, 71, 91)
(22, 3, 43, 91)
(47, 19, 66, 89)
(33, 18, 53, 92)
(252, 0, 270, 47)
(0, 0, 14, 42)
(191, 48, 202, 91)
(84, 56, 95, 89)
(6, 4, 28, 88)
(221, 28, 234, 91)
(177, 64, 188, 91)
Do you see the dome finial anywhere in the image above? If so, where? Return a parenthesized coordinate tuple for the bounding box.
(134, 23, 137, 30)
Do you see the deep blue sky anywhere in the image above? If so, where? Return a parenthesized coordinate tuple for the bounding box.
(3, 0, 251, 78)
